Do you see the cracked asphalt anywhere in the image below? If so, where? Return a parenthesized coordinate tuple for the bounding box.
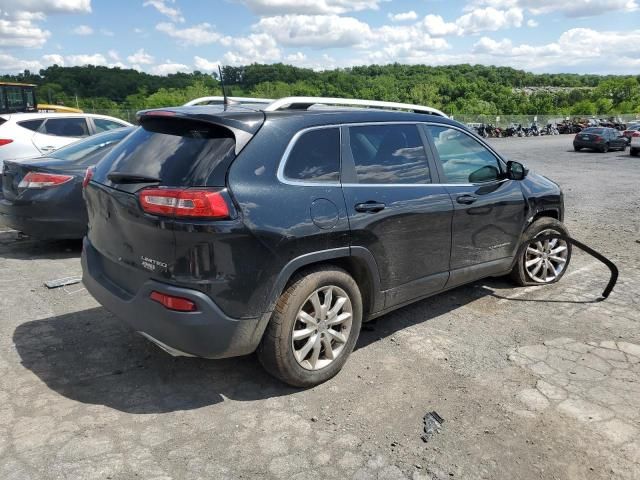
(0, 134, 639, 479)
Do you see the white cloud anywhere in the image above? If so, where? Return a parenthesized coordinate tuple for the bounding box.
(222, 33, 281, 65)
(143, 0, 184, 22)
(72, 24, 93, 35)
(0, 0, 91, 14)
(527, 19, 538, 27)
(150, 61, 190, 75)
(422, 14, 462, 37)
(468, 0, 638, 17)
(0, 13, 50, 48)
(64, 53, 107, 66)
(239, 0, 381, 15)
(127, 48, 154, 65)
(42, 53, 64, 65)
(254, 14, 372, 47)
(470, 28, 640, 72)
(455, 7, 523, 34)
(100, 28, 114, 36)
(156, 22, 221, 46)
(194, 55, 220, 72)
(388, 10, 418, 22)
(284, 51, 306, 62)
(0, 52, 43, 71)
(107, 49, 120, 61)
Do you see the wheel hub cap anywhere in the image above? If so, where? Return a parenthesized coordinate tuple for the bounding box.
(524, 229, 569, 283)
(291, 285, 353, 371)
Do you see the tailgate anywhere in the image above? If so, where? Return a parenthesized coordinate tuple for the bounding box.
(84, 182, 176, 292)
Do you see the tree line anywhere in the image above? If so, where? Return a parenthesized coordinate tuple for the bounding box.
(2, 63, 639, 115)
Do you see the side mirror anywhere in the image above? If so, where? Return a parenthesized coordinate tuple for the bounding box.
(506, 160, 528, 180)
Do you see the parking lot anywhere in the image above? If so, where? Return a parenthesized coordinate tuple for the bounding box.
(0, 134, 638, 480)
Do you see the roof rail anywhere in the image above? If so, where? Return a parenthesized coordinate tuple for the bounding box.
(184, 96, 274, 107)
(263, 96, 447, 118)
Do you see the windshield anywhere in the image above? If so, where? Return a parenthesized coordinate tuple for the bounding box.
(582, 128, 604, 134)
(50, 127, 133, 162)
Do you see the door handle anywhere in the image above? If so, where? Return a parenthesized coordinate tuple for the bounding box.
(40, 146, 56, 152)
(456, 194, 477, 205)
(354, 201, 386, 213)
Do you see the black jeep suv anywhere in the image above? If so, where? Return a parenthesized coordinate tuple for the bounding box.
(82, 98, 570, 387)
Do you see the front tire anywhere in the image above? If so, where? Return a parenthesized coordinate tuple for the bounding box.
(574, 146, 581, 151)
(631, 148, 639, 157)
(510, 218, 572, 287)
(601, 143, 609, 153)
(257, 266, 363, 387)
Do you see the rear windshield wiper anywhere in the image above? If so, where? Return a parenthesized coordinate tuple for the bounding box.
(107, 172, 161, 184)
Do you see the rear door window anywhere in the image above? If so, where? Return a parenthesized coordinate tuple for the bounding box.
(93, 118, 236, 188)
(41, 118, 90, 137)
(347, 124, 431, 184)
(283, 128, 340, 182)
(18, 119, 44, 132)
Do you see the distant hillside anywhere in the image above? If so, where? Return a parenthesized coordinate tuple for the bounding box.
(2, 63, 639, 115)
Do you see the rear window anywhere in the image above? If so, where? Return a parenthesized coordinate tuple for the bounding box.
(41, 118, 90, 137)
(93, 118, 236, 187)
(583, 128, 604, 134)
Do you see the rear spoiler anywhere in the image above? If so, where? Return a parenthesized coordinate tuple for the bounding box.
(137, 108, 265, 155)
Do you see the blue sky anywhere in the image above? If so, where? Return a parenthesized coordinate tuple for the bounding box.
(0, 0, 639, 75)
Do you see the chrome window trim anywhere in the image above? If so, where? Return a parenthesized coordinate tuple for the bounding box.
(277, 121, 508, 188)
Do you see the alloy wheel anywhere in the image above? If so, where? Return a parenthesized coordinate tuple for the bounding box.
(291, 285, 353, 371)
(524, 230, 569, 283)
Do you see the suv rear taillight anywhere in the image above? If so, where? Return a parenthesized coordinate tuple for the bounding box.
(139, 188, 230, 219)
(83, 167, 94, 188)
(632, 132, 640, 137)
(0, 139, 13, 147)
(18, 172, 74, 189)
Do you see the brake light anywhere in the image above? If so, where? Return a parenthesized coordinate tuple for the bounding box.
(632, 132, 640, 137)
(83, 167, 94, 188)
(0, 139, 13, 147)
(139, 188, 230, 219)
(150, 291, 197, 312)
(18, 172, 74, 189)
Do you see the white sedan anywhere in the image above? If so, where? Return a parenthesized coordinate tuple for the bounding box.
(0, 112, 132, 168)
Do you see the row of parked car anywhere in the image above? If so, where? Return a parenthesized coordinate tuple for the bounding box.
(1, 97, 573, 386)
(573, 123, 640, 154)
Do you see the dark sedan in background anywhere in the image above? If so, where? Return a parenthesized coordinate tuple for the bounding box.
(0, 127, 133, 239)
(573, 127, 628, 153)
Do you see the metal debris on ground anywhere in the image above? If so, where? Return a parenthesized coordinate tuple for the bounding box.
(44, 276, 82, 289)
(421, 411, 444, 443)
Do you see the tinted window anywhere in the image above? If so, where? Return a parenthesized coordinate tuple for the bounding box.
(284, 128, 340, 182)
(5, 87, 23, 110)
(0, 87, 6, 110)
(94, 118, 236, 187)
(583, 128, 604, 134)
(428, 126, 502, 184)
(17, 119, 44, 132)
(348, 124, 431, 184)
(24, 89, 35, 109)
(42, 118, 89, 137)
(94, 118, 126, 133)
(50, 127, 132, 163)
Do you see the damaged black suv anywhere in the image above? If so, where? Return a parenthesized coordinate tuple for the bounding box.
(82, 97, 570, 387)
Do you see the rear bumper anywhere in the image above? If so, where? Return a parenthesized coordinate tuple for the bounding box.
(573, 140, 602, 149)
(0, 195, 86, 239)
(81, 238, 267, 359)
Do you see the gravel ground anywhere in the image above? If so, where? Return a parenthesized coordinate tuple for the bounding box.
(0, 134, 638, 480)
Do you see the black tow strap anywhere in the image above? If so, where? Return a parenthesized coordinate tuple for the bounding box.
(523, 234, 619, 301)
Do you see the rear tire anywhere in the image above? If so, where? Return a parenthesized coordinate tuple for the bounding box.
(510, 218, 572, 287)
(601, 143, 609, 153)
(574, 146, 581, 151)
(631, 148, 639, 157)
(257, 266, 363, 387)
